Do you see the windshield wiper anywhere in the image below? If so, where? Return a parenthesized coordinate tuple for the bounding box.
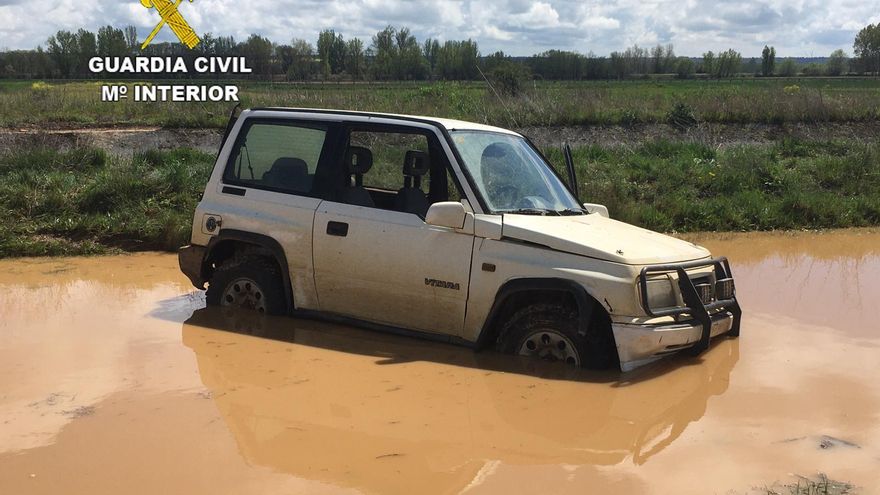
(555, 208, 587, 216)
(501, 208, 560, 216)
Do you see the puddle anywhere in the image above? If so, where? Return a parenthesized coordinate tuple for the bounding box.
(1, 232, 879, 494)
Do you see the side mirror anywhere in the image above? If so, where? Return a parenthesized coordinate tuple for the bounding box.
(583, 203, 609, 218)
(426, 201, 467, 229)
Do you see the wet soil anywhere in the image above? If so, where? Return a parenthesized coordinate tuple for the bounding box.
(1, 230, 879, 494)
(3, 121, 879, 156)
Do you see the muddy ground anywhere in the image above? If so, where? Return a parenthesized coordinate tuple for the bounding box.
(0, 230, 878, 494)
(3, 121, 879, 156)
(0, 127, 223, 156)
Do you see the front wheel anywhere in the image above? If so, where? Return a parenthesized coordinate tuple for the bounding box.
(499, 303, 615, 369)
(205, 257, 287, 316)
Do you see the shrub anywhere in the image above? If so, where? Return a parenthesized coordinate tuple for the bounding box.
(619, 109, 641, 127)
(675, 57, 695, 79)
(488, 61, 530, 96)
(666, 101, 698, 130)
(779, 59, 798, 77)
(802, 63, 825, 76)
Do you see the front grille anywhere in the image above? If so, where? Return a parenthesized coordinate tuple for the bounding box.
(638, 256, 738, 318)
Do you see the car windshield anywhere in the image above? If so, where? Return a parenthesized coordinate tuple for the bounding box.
(449, 131, 583, 215)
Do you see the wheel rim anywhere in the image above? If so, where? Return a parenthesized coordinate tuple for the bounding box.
(221, 277, 267, 313)
(517, 329, 580, 366)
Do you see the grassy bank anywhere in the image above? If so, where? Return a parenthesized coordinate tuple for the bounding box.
(545, 138, 880, 232)
(0, 147, 213, 256)
(2, 78, 880, 129)
(1, 138, 879, 256)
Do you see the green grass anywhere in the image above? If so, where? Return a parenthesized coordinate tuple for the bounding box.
(2, 138, 879, 257)
(1, 78, 880, 128)
(545, 138, 880, 232)
(0, 147, 214, 256)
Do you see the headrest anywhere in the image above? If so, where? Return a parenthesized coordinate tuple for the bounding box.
(481, 142, 515, 161)
(269, 157, 307, 177)
(345, 146, 373, 175)
(403, 150, 429, 177)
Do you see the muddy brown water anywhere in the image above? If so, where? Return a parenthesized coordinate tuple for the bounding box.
(1, 230, 878, 494)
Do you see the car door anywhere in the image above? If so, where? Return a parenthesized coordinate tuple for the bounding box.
(217, 118, 339, 311)
(312, 125, 474, 336)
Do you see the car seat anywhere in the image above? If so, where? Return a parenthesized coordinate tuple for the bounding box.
(262, 157, 310, 191)
(341, 146, 375, 207)
(480, 142, 520, 210)
(395, 150, 431, 217)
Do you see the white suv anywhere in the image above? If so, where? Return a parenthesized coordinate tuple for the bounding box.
(179, 108, 742, 371)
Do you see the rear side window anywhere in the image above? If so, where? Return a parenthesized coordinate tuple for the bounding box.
(224, 121, 328, 195)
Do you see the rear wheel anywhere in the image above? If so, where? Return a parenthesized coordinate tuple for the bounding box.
(206, 257, 287, 316)
(499, 302, 615, 369)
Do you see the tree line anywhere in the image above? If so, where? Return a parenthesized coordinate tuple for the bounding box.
(1, 24, 878, 81)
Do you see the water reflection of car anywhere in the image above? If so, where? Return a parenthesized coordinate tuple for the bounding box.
(182, 308, 739, 493)
(178, 108, 742, 372)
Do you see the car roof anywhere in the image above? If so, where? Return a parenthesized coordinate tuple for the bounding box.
(247, 107, 521, 136)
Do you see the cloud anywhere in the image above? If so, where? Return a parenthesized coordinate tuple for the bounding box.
(580, 16, 620, 30)
(483, 25, 515, 41)
(509, 2, 560, 29)
(0, 0, 877, 55)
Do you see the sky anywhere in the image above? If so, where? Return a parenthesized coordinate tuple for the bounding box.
(0, 0, 877, 56)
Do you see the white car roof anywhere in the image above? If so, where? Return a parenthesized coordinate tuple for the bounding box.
(425, 116, 520, 135)
(247, 108, 521, 137)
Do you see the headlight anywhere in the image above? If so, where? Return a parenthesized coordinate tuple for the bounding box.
(715, 277, 735, 300)
(644, 278, 677, 309)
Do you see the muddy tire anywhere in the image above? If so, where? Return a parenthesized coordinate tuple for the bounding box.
(499, 303, 616, 369)
(205, 257, 287, 316)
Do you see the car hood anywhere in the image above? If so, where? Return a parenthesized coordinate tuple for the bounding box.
(501, 213, 710, 265)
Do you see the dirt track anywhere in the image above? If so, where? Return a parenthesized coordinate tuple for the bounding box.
(1, 230, 878, 494)
(3, 121, 879, 156)
(0, 127, 222, 155)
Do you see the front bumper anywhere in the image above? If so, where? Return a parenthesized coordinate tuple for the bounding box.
(612, 311, 735, 371)
(616, 256, 742, 372)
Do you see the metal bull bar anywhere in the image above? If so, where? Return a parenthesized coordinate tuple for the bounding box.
(638, 257, 742, 355)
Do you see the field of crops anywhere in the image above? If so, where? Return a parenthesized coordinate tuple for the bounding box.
(2, 77, 879, 129)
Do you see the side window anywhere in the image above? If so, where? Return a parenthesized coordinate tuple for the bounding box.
(224, 121, 327, 195)
(341, 128, 464, 217)
(349, 131, 429, 191)
(445, 169, 462, 202)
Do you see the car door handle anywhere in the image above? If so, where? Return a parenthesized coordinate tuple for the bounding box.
(221, 186, 246, 196)
(326, 221, 349, 237)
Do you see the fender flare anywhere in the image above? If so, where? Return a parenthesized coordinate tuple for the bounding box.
(205, 229, 294, 314)
(474, 278, 596, 350)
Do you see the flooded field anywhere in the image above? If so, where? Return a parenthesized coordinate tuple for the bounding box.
(1, 230, 879, 494)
